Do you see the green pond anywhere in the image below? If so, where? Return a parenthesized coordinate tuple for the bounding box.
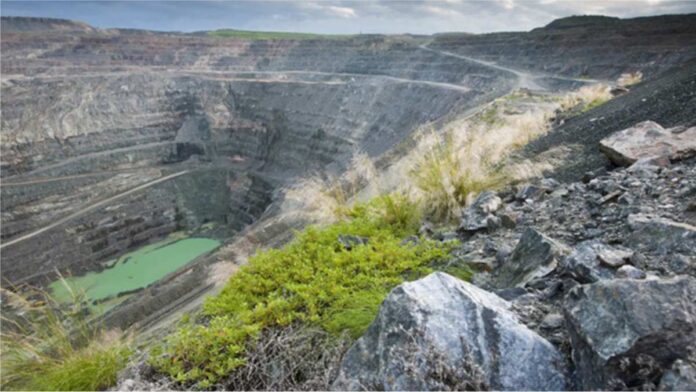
(49, 237, 220, 308)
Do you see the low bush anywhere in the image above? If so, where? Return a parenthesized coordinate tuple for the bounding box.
(151, 194, 460, 387)
(0, 285, 131, 391)
(221, 325, 352, 390)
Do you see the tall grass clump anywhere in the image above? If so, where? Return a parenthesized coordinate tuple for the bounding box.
(150, 193, 460, 388)
(0, 283, 131, 391)
(409, 106, 551, 222)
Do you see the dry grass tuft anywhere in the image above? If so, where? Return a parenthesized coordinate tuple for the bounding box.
(0, 283, 131, 391)
(558, 84, 613, 112)
(617, 71, 643, 87)
(282, 151, 377, 224)
(406, 105, 552, 222)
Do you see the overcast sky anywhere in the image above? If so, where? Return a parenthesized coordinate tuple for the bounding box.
(2, 0, 695, 35)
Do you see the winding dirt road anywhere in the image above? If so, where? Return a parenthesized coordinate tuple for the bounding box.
(419, 44, 602, 90)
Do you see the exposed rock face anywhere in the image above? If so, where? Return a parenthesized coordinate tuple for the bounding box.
(564, 276, 696, 390)
(599, 121, 696, 166)
(332, 272, 566, 391)
(494, 228, 569, 288)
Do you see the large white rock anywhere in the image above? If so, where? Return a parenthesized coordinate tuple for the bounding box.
(599, 121, 696, 166)
(332, 272, 566, 391)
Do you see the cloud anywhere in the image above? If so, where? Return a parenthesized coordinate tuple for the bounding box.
(1, 0, 695, 34)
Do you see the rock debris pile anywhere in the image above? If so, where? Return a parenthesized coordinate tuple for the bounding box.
(335, 122, 696, 390)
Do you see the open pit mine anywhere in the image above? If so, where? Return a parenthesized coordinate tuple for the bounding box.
(1, 13, 695, 391)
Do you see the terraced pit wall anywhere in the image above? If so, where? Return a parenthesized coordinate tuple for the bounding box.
(0, 27, 515, 286)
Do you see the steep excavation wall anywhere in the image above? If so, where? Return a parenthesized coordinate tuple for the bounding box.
(0, 21, 515, 285)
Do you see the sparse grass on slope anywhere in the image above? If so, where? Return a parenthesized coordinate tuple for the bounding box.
(618, 71, 643, 87)
(408, 102, 553, 222)
(558, 84, 613, 112)
(0, 284, 131, 391)
(151, 194, 461, 388)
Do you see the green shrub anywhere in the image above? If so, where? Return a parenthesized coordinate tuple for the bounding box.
(0, 286, 131, 391)
(151, 195, 458, 386)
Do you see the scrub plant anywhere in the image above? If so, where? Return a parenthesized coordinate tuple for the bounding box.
(150, 193, 461, 387)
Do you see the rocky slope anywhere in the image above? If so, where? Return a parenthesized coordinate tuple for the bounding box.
(333, 123, 696, 390)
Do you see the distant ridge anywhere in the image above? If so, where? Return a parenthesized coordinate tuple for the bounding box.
(538, 13, 696, 32)
(543, 15, 621, 29)
(1, 16, 95, 33)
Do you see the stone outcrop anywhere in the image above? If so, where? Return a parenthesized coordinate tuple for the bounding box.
(494, 228, 569, 288)
(332, 272, 566, 391)
(564, 276, 696, 390)
(599, 121, 696, 166)
(560, 240, 630, 283)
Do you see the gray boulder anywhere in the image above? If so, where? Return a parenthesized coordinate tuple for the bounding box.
(659, 359, 696, 391)
(564, 276, 696, 390)
(561, 240, 629, 283)
(495, 228, 570, 288)
(338, 235, 368, 250)
(515, 184, 546, 201)
(616, 265, 647, 279)
(458, 191, 503, 234)
(332, 272, 566, 391)
(627, 213, 696, 255)
(599, 121, 696, 166)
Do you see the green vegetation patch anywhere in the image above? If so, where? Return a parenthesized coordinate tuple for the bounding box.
(151, 194, 461, 387)
(208, 29, 352, 40)
(49, 237, 220, 309)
